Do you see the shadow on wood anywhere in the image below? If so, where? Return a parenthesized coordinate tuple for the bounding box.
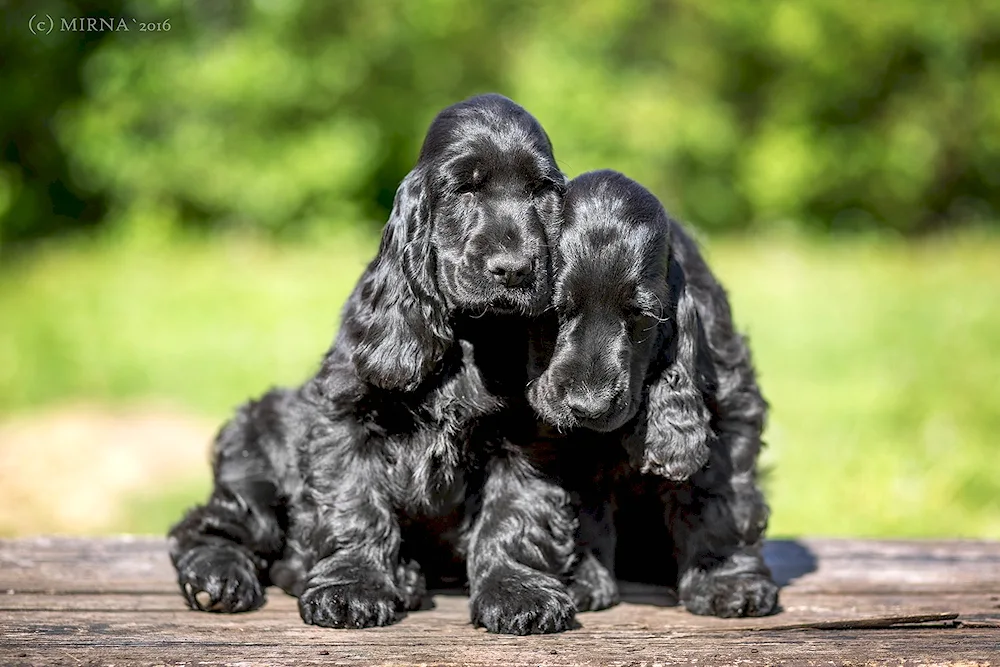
(765, 539, 818, 586)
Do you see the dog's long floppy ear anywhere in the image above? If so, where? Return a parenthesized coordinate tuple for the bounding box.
(350, 168, 453, 392)
(639, 252, 713, 481)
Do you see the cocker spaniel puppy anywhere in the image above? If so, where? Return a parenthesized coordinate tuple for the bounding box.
(168, 93, 572, 632)
(528, 170, 779, 618)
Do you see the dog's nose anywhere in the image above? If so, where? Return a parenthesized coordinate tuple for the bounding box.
(565, 391, 613, 421)
(486, 254, 533, 287)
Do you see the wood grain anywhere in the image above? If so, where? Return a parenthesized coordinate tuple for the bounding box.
(0, 537, 998, 665)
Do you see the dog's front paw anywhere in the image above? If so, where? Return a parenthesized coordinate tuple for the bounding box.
(175, 545, 265, 613)
(299, 576, 403, 628)
(395, 559, 429, 612)
(682, 573, 779, 618)
(471, 570, 576, 634)
(641, 430, 710, 482)
(569, 552, 619, 612)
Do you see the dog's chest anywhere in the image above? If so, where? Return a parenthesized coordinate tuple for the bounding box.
(384, 368, 497, 515)
(386, 428, 467, 516)
(349, 341, 507, 515)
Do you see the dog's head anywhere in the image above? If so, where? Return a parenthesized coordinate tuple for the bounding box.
(528, 170, 670, 432)
(350, 94, 564, 392)
(529, 171, 714, 479)
(422, 93, 564, 316)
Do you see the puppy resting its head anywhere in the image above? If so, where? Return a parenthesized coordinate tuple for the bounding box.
(528, 170, 712, 481)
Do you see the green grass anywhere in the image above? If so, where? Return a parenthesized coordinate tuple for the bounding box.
(0, 231, 377, 416)
(706, 232, 1000, 538)
(2, 230, 998, 537)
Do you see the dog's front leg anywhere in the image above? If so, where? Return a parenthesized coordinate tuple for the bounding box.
(294, 425, 419, 629)
(466, 444, 577, 634)
(668, 475, 779, 618)
(295, 480, 413, 628)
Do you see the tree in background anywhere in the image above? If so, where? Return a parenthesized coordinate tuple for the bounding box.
(2, 0, 998, 249)
(0, 0, 125, 245)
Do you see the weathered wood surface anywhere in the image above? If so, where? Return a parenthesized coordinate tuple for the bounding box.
(0, 537, 998, 666)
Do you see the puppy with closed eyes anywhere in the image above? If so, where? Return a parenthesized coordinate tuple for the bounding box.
(169, 93, 578, 633)
(528, 170, 779, 618)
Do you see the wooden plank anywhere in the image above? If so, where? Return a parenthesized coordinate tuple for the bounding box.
(0, 536, 174, 593)
(765, 539, 1000, 593)
(4, 537, 1000, 593)
(1, 626, 998, 666)
(0, 537, 998, 666)
(2, 591, 999, 629)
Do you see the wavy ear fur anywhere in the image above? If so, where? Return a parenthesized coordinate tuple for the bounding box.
(639, 252, 713, 481)
(350, 169, 453, 392)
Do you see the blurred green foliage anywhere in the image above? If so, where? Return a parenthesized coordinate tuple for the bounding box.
(0, 0, 123, 243)
(2, 0, 999, 248)
(2, 1, 999, 537)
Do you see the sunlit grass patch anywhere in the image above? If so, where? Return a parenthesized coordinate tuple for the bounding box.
(0, 231, 377, 417)
(1, 230, 998, 537)
(707, 232, 1000, 537)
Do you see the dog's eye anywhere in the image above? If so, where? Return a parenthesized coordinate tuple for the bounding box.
(457, 167, 485, 194)
(630, 289, 662, 320)
(627, 302, 653, 320)
(526, 181, 551, 198)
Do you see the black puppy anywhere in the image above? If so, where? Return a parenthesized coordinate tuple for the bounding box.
(168, 94, 572, 632)
(529, 170, 779, 618)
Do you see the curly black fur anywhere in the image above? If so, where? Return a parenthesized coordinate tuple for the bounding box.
(527, 170, 779, 618)
(169, 93, 579, 633)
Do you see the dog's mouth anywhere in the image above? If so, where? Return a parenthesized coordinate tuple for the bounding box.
(457, 279, 550, 317)
(529, 379, 636, 433)
(534, 407, 622, 434)
(572, 405, 633, 433)
(492, 289, 549, 315)
(448, 256, 552, 317)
